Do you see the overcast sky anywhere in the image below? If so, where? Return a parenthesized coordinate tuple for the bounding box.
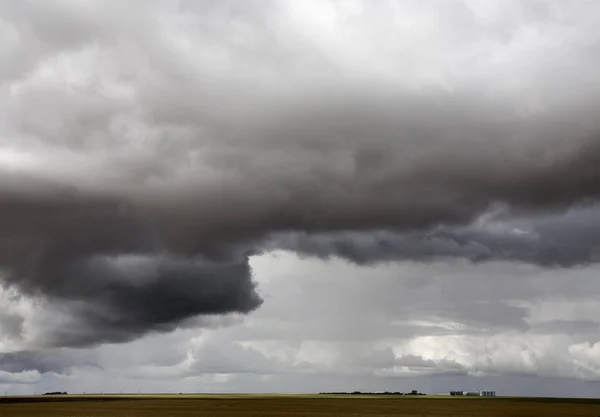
(1, 0, 600, 397)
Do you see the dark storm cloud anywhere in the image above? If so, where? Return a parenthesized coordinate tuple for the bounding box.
(0, 193, 261, 347)
(267, 205, 600, 267)
(58, 90, 600, 257)
(0, 0, 599, 350)
(42, 254, 260, 348)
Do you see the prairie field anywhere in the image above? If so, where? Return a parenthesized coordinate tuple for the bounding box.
(1, 394, 599, 416)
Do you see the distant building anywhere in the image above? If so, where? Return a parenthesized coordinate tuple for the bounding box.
(450, 389, 496, 397)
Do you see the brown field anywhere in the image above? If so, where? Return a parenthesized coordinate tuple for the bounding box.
(1, 394, 599, 416)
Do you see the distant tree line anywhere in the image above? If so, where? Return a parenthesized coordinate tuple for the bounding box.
(43, 392, 67, 395)
(320, 390, 426, 396)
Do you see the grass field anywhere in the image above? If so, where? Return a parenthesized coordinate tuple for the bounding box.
(1, 394, 599, 416)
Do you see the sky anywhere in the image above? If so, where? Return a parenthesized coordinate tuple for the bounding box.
(1, 0, 600, 396)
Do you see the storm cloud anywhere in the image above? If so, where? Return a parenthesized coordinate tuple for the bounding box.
(0, 194, 262, 347)
(269, 204, 600, 267)
(0, 0, 599, 353)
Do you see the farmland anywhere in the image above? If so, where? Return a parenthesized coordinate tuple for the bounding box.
(1, 394, 599, 416)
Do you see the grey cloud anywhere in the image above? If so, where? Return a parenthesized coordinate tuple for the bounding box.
(0, 311, 24, 340)
(53, 256, 260, 347)
(394, 354, 465, 372)
(267, 205, 600, 267)
(0, 370, 39, 385)
(0, 196, 261, 348)
(0, 0, 111, 82)
(4, 253, 261, 348)
(186, 340, 287, 376)
(0, 0, 599, 351)
(0, 349, 95, 374)
(319, 346, 467, 376)
(530, 320, 600, 336)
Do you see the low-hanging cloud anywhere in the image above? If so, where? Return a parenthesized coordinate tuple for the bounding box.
(0, 205, 262, 348)
(0, 349, 95, 374)
(268, 205, 600, 267)
(0, 0, 599, 350)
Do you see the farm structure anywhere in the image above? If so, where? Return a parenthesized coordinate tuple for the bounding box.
(449, 390, 496, 396)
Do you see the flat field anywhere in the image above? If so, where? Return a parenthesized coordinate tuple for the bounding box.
(1, 394, 599, 416)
